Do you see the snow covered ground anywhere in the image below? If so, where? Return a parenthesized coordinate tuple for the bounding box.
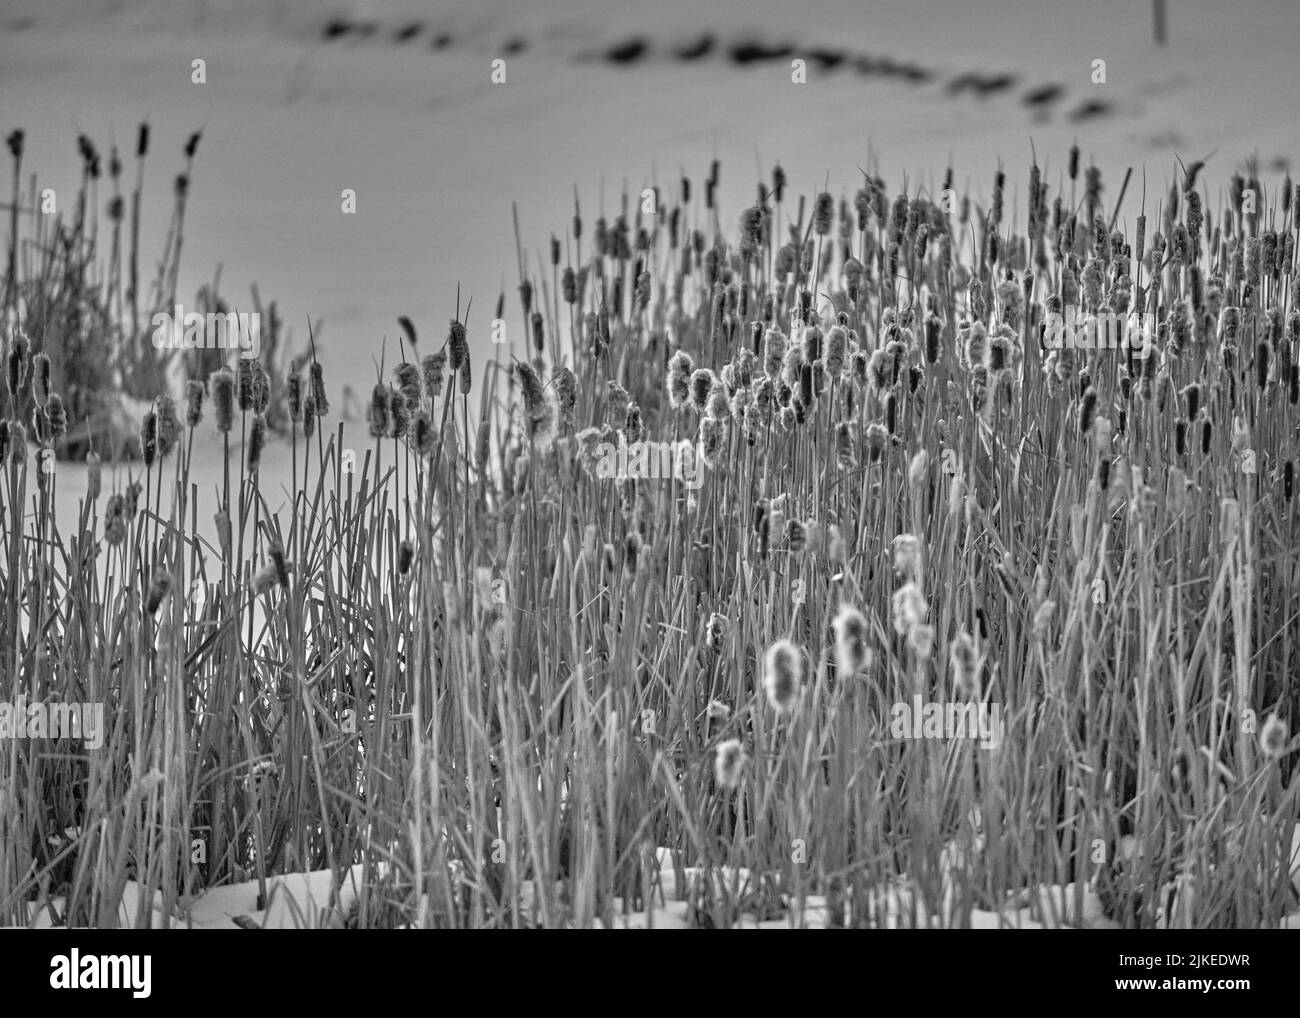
(16, 832, 1300, 928)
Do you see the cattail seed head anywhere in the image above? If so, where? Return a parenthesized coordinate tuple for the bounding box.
(236, 357, 257, 411)
(832, 604, 873, 676)
(145, 568, 172, 616)
(212, 369, 235, 433)
(763, 639, 802, 713)
(689, 368, 716, 412)
(949, 631, 980, 697)
(46, 393, 67, 439)
(6, 335, 28, 397)
(139, 411, 158, 466)
(891, 581, 926, 636)
(825, 325, 847, 376)
(667, 350, 693, 409)
(410, 410, 435, 457)
(307, 361, 329, 417)
(893, 533, 923, 582)
(1259, 714, 1288, 759)
(156, 394, 180, 458)
(448, 320, 469, 373)
(32, 352, 51, 406)
(813, 191, 834, 235)
(422, 351, 447, 401)
(394, 361, 423, 410)
(1079, 389, 1097, 435)
(389, 389, 410, 438)
(269, 541, 290, 589)
(185, 379, 206, 426)
(247, 413, 266, 471)
(368, 384, 392, 439)
(714, 738, 747, 789)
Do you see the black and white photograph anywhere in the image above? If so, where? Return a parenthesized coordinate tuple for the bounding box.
(0, 0, 1297, 984)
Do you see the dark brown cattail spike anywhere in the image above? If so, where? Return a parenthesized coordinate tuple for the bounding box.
(247, 414, 266, 471)
(212, 370, 235, 434)
(1175, 418, 1188, 456)
(270, 542, 290, 589)
(389, 390, 410, 438)
(310, 361, 330, 416)
(302, 395, 316, 439)
(1257, 340, 1271, 389)
(7, 333, 29, 396)
(1285, 460, 1294, 501)
(146, 569, 172, 616)
(369, 385, 392, 439)
(32, 353, 51, 406)
(1201, 420, 1211, 454)
(236, 358, 256, 411)
(1079, 390, 1097, 435)
(140, 411, 158, 466)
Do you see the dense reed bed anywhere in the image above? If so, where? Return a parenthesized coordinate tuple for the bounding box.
(1, 137, 1298, 928)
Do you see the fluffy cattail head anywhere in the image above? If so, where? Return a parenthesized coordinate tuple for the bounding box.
(368, 384, 392, 439)
(269, 540, 290, 589)
(1259, 714, 1288, 759)
(832, 604, 873, 676)
(422, 351, 447, 400)
(46, 394, 67, 439)
(553, 366, 577, 425)
(185, 379, 206, 426)
(156, 394, 181, 459)
(949, 631, 980, 697)
(689, 368, 716, 413)
(714, 739, 747, 789)
(813, 191, 834, 235)
(145, 568, 172, 616)
(516, 361, 549, 424)
(891, 581, 927, 636)
(667, 350, 693, 409)
(412, 410, 436, 457)
(893, 534, 922, 581)
(389, 389, 410, 438)
(763, 639, 802, 713)
(394, 361, 423, 410)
